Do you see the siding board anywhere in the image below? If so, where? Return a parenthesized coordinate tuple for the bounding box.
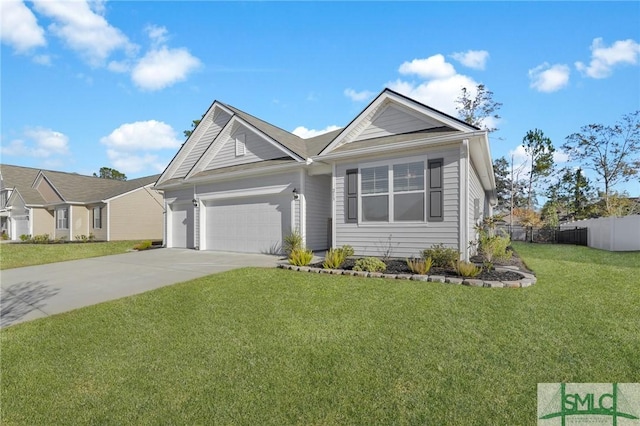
(334, 147, 460, 257)
(354, 105, 442, 141)
(205, 126, 287, 171)
(304, 174, 331, 251)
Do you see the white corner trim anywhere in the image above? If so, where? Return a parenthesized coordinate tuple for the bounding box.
(460, 139, 470, 261)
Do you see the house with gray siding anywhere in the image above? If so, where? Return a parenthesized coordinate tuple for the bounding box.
(0, 164, 163, 242)
(156, 89, 496, 260)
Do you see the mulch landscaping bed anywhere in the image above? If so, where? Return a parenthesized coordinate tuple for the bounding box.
(310, 247, 532, 282)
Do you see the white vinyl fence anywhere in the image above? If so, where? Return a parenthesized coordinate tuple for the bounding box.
(560, 215, 640, 251)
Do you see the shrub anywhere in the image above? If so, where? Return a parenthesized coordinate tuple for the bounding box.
(478, 234, 511, 269)
(1, 232, 9, 241)
(283, 231, 303, 256)
(322, 245, 354, 269)
(288, 247, 314, 266)
(19, 234, 31, 242)
(422, 244, 459, 268)
(353, 257, 386, 273)
(133, 240, 153, 251)
(32, 234, 51, 244)
(451, 260, 482, 278)
(406, 257, 433, 275)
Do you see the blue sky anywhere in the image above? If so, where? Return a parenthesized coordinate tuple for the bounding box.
(2, 1, 639, 197)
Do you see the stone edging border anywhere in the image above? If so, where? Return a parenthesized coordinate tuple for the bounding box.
(278, 264, 536, 288)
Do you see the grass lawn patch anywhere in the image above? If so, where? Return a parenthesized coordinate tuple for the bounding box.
(1, 243, 638, 424)
(0, 241, 149, 270)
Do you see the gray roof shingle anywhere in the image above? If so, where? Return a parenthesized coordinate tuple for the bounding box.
(0, 164, 159, 206)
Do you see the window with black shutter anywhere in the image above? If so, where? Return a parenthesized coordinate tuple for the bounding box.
(345, 169, 358, 223)
(428, 159, 443, 221)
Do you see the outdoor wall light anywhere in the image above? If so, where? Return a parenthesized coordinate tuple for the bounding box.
(192, 198, 198, 208)
(292, 188, 299, 200)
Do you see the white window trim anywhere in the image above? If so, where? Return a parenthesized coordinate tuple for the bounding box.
(56, 207, 69, 230)
(357, 156, 428, 225)
(93, 206, 102, 229)
(235, 133, 246, 157)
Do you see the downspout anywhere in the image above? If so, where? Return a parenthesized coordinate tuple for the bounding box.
(193, 184, 199, 250)
(460, 139, 470, 261)
(331, 162, 337, 249)
(163, 199, 168, 248)
(299, 169, 307, 248)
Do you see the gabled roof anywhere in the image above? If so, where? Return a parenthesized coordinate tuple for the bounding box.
(156, 87, 495, 192)
(0, 164, 159, 206)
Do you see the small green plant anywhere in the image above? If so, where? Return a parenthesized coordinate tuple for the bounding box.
(32, 234, 51, 244)
(422, 244, 459, 268)
(322, 245, 354, 269)
(451, 260, 482, 278)
(1, 232, 9, 241)
(75, 234, 92, 243)
(133, 240, 153, 251)
(475, 216, 512, 269)
(19, 234, 31, 242)
(406, 257, 433, 275)
(283, 231, 303, 256)
(375, 234, 398, 261)
(288, 247, 314, 266)
(353, 257, 386, 273)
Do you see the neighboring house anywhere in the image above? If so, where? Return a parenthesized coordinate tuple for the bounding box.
(155, 89, 496, 260)
(0, 164, 163, 241)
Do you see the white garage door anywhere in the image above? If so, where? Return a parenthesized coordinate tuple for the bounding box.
(13, 216, 30, 239)
(171, 203, 194, 248)
(204, 195, 291, 253)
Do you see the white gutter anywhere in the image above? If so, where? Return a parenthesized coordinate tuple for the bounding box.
(156, 161, 304, 190)
(313, 131, 487, 162)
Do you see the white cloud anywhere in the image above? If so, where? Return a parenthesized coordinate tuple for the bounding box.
(451, 50, 489, 70)
(0, 0, 46, 53)
(32, 0, 137, 67)
(344, 88, 376, 102)
(106, 150, 165, 174)
(387, 73, 478, 117)
(131, 46, 201, 91)
(146, 24, 169, 47)
(100, 120, 182, 151)
(292, 125, 342, 139)
(575, 38, 640, 79)
(528, 63, 570, 92)
(0, 127, 69, 158)
(100, 120, 181, 175)
(398, 54, 456, 79)
(32, 54, 52, 66)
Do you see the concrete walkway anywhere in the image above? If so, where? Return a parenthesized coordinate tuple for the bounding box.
(0, 249, 281, 328)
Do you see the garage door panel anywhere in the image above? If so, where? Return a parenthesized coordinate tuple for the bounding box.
(205, 195, 290, 253)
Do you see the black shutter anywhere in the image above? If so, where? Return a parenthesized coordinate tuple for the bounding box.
(346, 169, 358, 223)
(428, 159, 443, 221)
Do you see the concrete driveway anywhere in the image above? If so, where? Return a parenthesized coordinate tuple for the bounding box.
(0, 248, 281, 328)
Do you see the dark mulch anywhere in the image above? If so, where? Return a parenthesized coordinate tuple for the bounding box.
(311, 247, 531, 281)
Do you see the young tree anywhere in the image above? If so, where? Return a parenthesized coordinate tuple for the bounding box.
(546, 167, 594, 221)
(522, 129, 555, 209)
(183, 114, 206, 138)
(455, 84, 502, 132)
(93, 167, 127, 181)
(562, 111, 640, 213)
(493, 156, 527, 213)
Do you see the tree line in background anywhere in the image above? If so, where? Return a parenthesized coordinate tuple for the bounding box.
(455, 86, 640, 229)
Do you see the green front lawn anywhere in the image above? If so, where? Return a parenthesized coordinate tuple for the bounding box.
(0, 241, 148, 270)
(1, 243, 638, 424)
